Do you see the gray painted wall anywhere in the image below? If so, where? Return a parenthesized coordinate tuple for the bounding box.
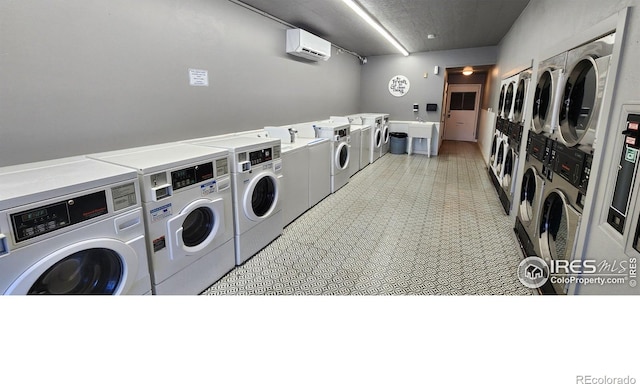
(0, 0, 361, 167)
(359, 47, 497, 123)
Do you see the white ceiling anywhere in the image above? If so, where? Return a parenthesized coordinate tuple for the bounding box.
(234, 0, 531, 57)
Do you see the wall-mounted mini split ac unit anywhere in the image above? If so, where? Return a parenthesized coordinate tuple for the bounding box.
(286, 29, 331, 62)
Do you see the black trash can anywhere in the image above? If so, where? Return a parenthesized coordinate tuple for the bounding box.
(389, 132, 408, 154)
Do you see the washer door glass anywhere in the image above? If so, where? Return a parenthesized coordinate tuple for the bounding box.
(533, 71, 552, 132)
(519, 168, 537, 222)
(490, 135, 498, 161)
(559, 58, 597, 146)
(28, 249, 123, 295)
(375, 129, 382, 148)
(252, 175, 276, 217)
(383, 127, 390, 143)
(498, 85, 506, 114)
(502, 150, 513, 188)
(504, 82, 515, 117)
(337, 142, 349, 169)
(513, 78, 526, 122)
(539, 192, 569, 261)
(182, 207, 214, 247)
(496, 143, 505, 173)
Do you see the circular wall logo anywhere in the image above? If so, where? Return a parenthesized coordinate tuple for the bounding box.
(517, 257, 550, 289)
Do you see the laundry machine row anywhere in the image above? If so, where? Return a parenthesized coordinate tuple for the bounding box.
(0, 157, 152, 295)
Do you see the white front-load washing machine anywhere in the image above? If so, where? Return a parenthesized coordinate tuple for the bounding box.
(331, 116, 363, 177)
(0, 157, 151, 295)
(313, 121, 351, 193)
(87, 143, 235, 295)
(555, 32, 615, 152)
(187, 136, 283, 265)
(377, 113, 391, 156)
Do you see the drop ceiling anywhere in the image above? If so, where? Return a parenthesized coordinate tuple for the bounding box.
(234, 0, 531, 57)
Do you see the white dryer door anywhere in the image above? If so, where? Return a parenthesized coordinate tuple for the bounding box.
(243, 171, 279, 222)
(5, 238, 143, 295)
(166, 198, 224, 255)
(335, 142, 350, 170)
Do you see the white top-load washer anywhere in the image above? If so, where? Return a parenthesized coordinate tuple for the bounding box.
(0, 157, 151, 295)
(87, 143, 235, 295)
(297, 120, 351, 193)
(186, 136, 283, 265)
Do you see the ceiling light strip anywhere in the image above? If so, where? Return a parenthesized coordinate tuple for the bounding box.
(341, 0, 409, 56)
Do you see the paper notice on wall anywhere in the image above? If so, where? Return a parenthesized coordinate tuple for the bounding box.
(189, 68, 209, 86)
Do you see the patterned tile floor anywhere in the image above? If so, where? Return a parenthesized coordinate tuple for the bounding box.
(202, 140, 534, 295)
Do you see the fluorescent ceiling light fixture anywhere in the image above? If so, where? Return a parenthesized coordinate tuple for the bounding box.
(341, 0, 409, 56)
(462, 66, 474, 76)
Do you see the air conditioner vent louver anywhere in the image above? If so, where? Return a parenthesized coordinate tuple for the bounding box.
(286, 29, 331, 62)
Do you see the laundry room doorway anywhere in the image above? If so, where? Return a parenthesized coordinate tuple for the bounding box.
(443, 84, 481, 142)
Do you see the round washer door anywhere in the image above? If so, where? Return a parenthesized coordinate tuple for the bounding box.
(513, 78, 527, 122)
(504, 82, 515, 119)
(490, 134, 498, 164)
(495, 142, 505, 175)
(519, 168, 539, 223)
(374, 128, 382, 149)
(558, 57, 600, 146)
(243, 171, 279, 222)
(5, 239, 140, 295)
(538, 190, 580, 264)
(383, 126, 390, 144)
(167, 198, 224, 254)
(498, 84, 506, 116)
(501, 149, 513, 189)
(335, 142, 350, 170)
(532, 70, 553, 133)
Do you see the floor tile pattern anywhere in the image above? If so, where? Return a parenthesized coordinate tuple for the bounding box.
(202, 141, 533, 295)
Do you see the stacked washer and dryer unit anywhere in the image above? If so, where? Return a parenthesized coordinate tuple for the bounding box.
(490, 73, 521, 213)
(87, 143, 235, 295)
(515, 33, 615, 294)
(0, 157, 152, 295)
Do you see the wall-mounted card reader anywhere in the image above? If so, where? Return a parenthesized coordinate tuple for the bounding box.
(608, 113, 640, 234)
(413, 103, 419, 112)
